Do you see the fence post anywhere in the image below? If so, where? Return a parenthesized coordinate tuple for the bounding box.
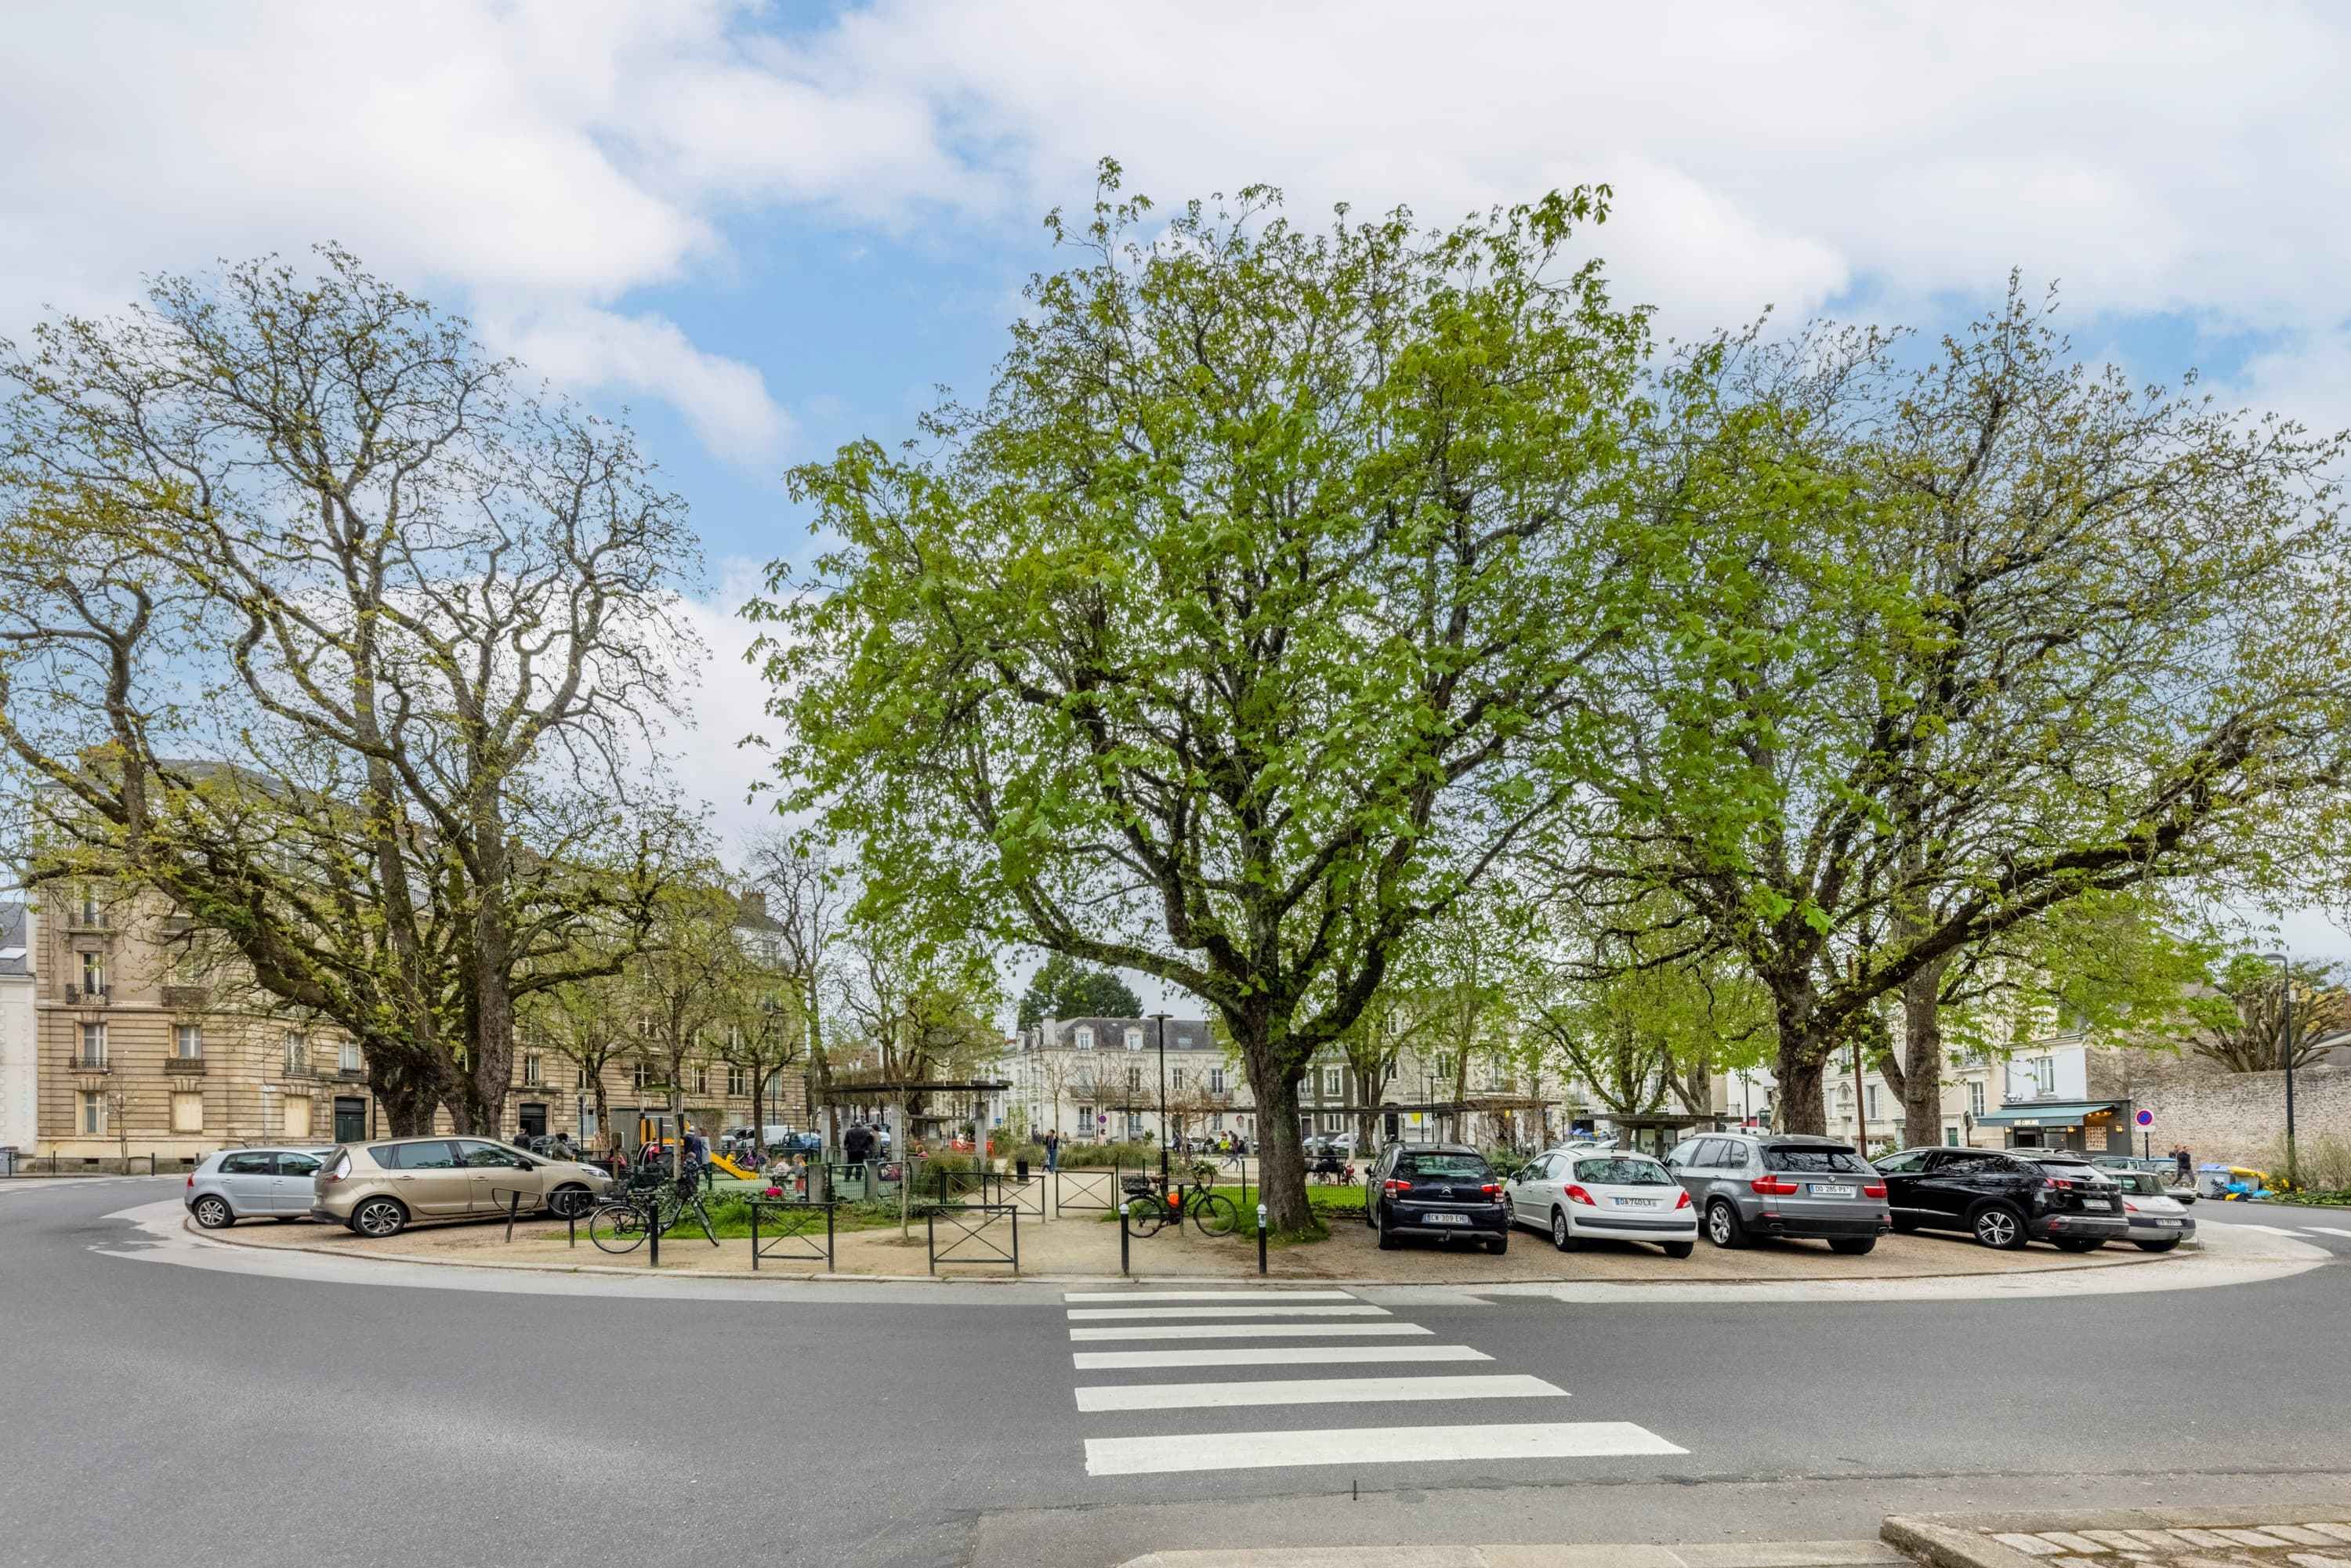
(649, 1200, 660, 1269)
(826, 1200, 835, 1273)
(1257, 1202, 1267, 1276)
(1119, 1201, 1130, 1276)
(1011, 1208, 1020, 1276)
(751, 1199, 761, 1272)
(505, 1189, 520, 1244)
(567, 1205, 577, 1248)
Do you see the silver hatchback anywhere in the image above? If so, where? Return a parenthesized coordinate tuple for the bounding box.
(186, 1146, 339, 1228)
(1664, 1132, 1891, 1255)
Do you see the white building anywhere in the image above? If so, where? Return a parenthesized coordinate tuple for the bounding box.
(0, 901, 36, 1160)
(1005, 1016, 1239, 1144)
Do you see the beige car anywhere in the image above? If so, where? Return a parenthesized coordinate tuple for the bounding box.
(312, 1136, 615, 1238)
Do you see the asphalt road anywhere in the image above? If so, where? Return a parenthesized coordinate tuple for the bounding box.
(1, 1181, 2345, 1568)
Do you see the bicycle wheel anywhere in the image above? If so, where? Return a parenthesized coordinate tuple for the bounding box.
(1191, 1191, 1241, 1238)
(1124, 1199, 1167, 1237)
(588, 1203, 647, 1255)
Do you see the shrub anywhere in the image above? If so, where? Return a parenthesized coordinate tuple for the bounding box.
(2259, 1132, 2351, 1193)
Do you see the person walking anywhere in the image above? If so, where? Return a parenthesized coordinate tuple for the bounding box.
(2173, 1143, 2193, 1182)
(843, 1121, 874, 1169)
(1042, 1129, 1060, 1174)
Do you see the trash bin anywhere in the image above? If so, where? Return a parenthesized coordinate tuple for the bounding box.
(2197, 1163, 2230, 1200)
(0, 1146, 14, 1178)
(1016, 1157, 1031, 1182)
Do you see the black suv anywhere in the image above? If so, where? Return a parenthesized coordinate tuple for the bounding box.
(1363, 1143, 1509, 1255)
(1871, 1146, 2131, 1251)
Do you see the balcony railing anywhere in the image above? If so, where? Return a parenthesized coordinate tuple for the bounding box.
(335, 1066, 367, 1081)
(63, 984, 110, 1007)
(160, 986, 206, 1009)
(168, 1055, 207, 1074)
(71, 1053, 109, 1072)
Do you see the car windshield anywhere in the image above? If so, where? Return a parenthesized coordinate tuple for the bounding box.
(1762, 1145, 1867, 1174)
(2034, 1160, 2109, 1182)
(2110, 1171, 2163, 1194)
(1396, 1153, 1489, 1179)
(1574, 1157, 1671, 1186)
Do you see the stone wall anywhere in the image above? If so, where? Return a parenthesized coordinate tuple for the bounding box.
(2110, 1046, 2351, 1170)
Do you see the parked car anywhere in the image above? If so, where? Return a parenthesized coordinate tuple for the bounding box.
(1664, 1132, 1890, 1254)
(185, 1146, 339, 1228)
(1870, 1146, 2129, 1251)
(2106, 1169, 2196, 1251)
(312, 1136, 618, 1239)
(1362, 1143, 1510, 1254)
(1505, 1149, 1696, 1256)
(2092, 1155, 2199, 1201)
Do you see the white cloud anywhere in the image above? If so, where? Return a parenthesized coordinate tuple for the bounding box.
(484, 305, 793, 467)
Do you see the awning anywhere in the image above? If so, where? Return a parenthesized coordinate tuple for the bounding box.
(1976, 1100, 2123, 1128)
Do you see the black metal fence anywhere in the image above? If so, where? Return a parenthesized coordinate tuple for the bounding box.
(1053, 1167, 1130, 1215)
(2, 1153, 202, 1177)
(748, 1198, 837, 1271)
(926, 1204, 1018, 1274)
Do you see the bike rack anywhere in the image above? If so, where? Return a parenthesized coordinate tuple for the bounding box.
(926, 1203, 1018, 1275)
(748, 1198, 837, 1272)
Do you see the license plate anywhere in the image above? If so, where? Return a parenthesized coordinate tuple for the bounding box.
(1421, 1211, 1469, 1226)
(1811, 1184, 1855, 1197)
(1611, 1197, 1659, 1208)
(2153, 1218, 2182, 1227)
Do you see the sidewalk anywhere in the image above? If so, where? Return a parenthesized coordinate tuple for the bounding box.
(1884, 1507, 2351, 1568)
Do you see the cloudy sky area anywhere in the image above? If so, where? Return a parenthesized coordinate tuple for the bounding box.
(7, 0, 2347, 969)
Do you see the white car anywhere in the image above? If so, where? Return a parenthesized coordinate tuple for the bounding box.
(2108, 1169, 2197, 1252)
(1505, 1149, 1698, 1256)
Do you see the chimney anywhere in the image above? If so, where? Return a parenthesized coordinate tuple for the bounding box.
(741, 890, 767, 922)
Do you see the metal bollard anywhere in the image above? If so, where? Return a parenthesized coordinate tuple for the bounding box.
(649, 1201, 660, 1269)
(1257, 1202, 1268, 1275)
(567, 1205, 577, 1248)
(1119, 1201, 1130, 1276)
(505, 1189, 520, 1244)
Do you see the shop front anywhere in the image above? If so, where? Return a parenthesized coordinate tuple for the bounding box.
(1976, 1099, 2130, 1155)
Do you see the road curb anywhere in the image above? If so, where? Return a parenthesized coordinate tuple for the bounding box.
(1881, 1505, 2351, 1568)
(1117, 1542, 1904, 1568)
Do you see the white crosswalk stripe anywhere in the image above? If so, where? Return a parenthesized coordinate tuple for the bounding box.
(1074, 1373, 1564, 1412)
(1070, 1321, 1435, 1342)
(1062, 1286, 1686, 1479)
(2228, 1222, 2307, 1235)
(1066, 1303, 1389, 1320)
(2302, 1226, 2351, 1239)
(1085, 1421, 1687, 1476)
(1075, 1343, 1488, 1371)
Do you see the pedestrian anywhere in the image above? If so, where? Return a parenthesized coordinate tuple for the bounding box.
(843, 1121, 874, 1168)
(1042, 1129, 1060, 1174)
(2174, 1143, 2193, 1182)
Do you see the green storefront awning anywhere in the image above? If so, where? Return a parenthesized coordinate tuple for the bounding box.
(1976, 1100, 2123, 1128)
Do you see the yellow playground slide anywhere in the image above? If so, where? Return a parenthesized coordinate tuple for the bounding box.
(708, 1153, 760, 1181)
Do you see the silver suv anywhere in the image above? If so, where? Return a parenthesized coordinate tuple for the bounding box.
(1664, 1132, 1891, 1255)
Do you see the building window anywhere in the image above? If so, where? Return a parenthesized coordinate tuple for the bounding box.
(78, 1022, 106, 1067)
(1867, 1085, 1880, 1120)
(283, 1031, 307, 1077)
(1125, 1066, 1142, 1092)
(693, 1065, 708, 1094)
(174, 1024, 202, 1060)
(1125, 1112, 1143, 1136)
(340, 1039, 362, 1073)
(523, 1053, 542, 1087)
(283, 1095, 313, 1139)
(632, 1059, 650, 1091)
(577, 1064, 589, 1090)
(80, 1091, 106, 1135)
(1170, 1066, 1184, 1092)
(1125, 1027, 1143, 1051)
(1210, 1114, 1224, 1132)
(2033, 1058, 2056, 1095)
(1321, 1113, 1343, 1133)
(1209, 1067, 1225, 1094)
(1320, 1067, 1342, 1099)
(171, 1091, 204, 1133)
(1074, 1026, 1095, 1051)
(78, 884, 100, 925)
(727, 1065, 747, 1096)
(79, 951, 107, 996)
(1969, 1081, 1986, 1116)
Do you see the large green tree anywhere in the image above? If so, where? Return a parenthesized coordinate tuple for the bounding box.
(0, 248, 703, 1133)
(1569, 288, 2351, 1136)
(1016, 953, 1144, 1030)
(754, 168, 1650, 1229)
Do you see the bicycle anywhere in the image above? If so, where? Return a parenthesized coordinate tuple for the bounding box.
(588, 1169, 720, 1253)
(1120, 1172, 1241, 1238)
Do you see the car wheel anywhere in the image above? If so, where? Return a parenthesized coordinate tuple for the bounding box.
(1705, 1199, 1744, 1249)
(548, 1184, 592, 1220)
(1488, 1234, 1508, 1256)
(351, 1197, 408, 1239)
(190, 1195, 234, 1229)
(1550, 1208, 1579, 1252)
(1663, 1241, 1694, 1259)
(2133, 1239, 2180, 1254)
(1828, 1237, 1876, 1256)
(1375, 1206, 1399, 1251)
(2052, 1237, 2105, 1253)
(1970, 1204, 2027, 1251)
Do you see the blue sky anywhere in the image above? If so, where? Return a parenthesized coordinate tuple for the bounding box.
(8, 1, 2349, 963)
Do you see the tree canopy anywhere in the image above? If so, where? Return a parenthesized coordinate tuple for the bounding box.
(1016, 953, 1144, 1029)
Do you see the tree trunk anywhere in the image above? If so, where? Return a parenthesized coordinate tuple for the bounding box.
(372, 1048, 447, 1136)
(1774, 1049, 1828, 1136)
(1896, 956, 1951, 1151)
(1243, 1052, 1311, 1232)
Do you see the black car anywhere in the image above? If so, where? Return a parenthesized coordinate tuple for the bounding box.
(1871, 1146, 2132, 1251)
(1362, 1143, 1509, 1255)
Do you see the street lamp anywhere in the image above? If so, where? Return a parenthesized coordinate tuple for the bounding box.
(2264, 951, 2298, 1189)
(1149, 1011, 1171, 1179)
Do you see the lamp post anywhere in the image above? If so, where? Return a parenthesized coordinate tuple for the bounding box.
(1149, 1011, 1171, 1179)
(2265, 951, 2298, 1190)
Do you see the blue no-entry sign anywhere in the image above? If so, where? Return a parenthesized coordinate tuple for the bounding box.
(2134, 1109, 2155, 1128)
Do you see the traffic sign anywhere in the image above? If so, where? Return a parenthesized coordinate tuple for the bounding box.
(2134, 1108, 2154, 1128)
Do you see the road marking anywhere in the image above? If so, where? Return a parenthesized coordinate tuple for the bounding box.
(2226, 1223, 2306, 1235)
(1083, 1419, 1686, 1476)
(1070, 1321, 1434, 1342)
(1062, 1290, 1357, 1303)
(1066, 1304, 1389, 1320)
(1074, 1373, 1564, 1412)
(2301, 1226, 2351, 1238)
(1074, 1344, 1490, 1371)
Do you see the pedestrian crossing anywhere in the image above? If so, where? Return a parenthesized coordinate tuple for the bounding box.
(1063, 1286, 1686, 1479)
